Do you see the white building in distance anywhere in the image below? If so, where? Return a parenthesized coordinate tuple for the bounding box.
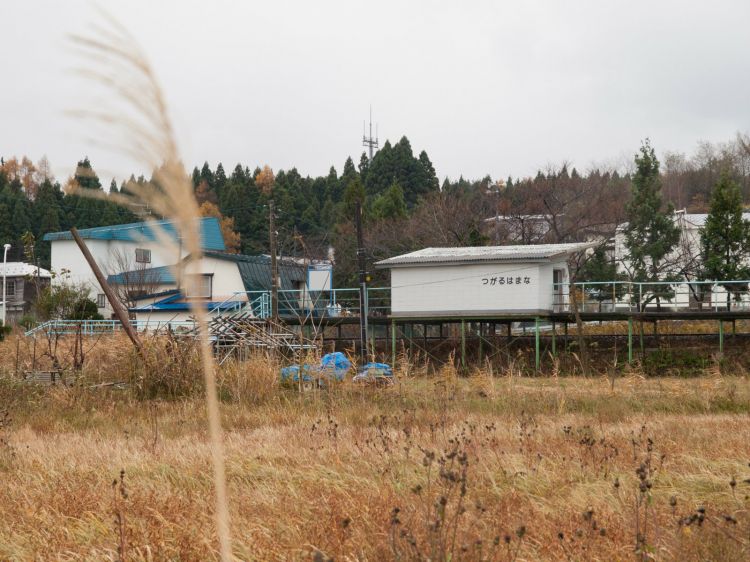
(375, 243, 592, 317)
(614, 210, 750, 278)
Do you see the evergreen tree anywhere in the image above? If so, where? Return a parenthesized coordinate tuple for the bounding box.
(624, 140, 681, 309)
(418, 150, 439, 192)
(72, 157, 102, 190)
(700, 172, 750, 309)
(579, 246, 628, 307)
(370, 181, 407, 220)
(337, 157, 358, 202)
(341, 177, 365, 217)
(214, 162, 227, 197)
(358, 152, 370, 181)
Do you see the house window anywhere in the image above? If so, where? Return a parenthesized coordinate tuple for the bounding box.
(96, 294, 106, 308)
(186, 275, 212, 298)
(135, 248, 151, 263)
(5, 280, 15, 297)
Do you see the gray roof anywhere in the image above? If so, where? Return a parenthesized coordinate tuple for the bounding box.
(0, 262, 52, 278)
(375, 242, 593, 268)
(679, 212, 750, 228)
(617, 212, 750, 232)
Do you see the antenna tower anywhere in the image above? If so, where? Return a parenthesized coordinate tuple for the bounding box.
(362, 106, 379, 161)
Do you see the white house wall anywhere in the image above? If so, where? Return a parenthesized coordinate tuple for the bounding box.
(198, 256, 247, 300)
(51, 238, 184, 315)
(390, 262, 560, 317)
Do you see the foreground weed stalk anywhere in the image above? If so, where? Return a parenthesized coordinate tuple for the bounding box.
(112, 469, 128, 562)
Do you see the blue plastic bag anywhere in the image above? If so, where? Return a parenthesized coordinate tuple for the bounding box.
(319, 352, 352, 381)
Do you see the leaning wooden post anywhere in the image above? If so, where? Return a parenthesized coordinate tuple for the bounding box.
(70, 227, 144, 357)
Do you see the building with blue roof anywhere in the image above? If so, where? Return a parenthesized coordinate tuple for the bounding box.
(122, 251, 333, 323)
(44, 217, 226, 316)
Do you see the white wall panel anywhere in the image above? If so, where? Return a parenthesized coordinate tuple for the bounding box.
(390, 260, 568, 316)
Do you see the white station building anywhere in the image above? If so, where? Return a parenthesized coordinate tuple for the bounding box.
(375, 243, 592, 318)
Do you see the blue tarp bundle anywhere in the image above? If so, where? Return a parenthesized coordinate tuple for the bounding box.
(320, 352, 351, 380)
(354, 362, 394, 380)
(280, 352, 352, 384)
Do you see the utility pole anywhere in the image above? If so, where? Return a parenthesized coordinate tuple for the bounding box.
(269, 200, 279, 321)
(355, 201, 369, 365)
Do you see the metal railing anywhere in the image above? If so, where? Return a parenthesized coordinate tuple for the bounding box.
(25, 279, 750, 336)
(24, 318, 198, 337)
(553, 280, 750, 313)
(209, 287, 392, 320)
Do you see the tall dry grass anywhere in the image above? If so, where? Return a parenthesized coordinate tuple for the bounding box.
(69, 14, 232, 559)
(1, 371, 749, 560)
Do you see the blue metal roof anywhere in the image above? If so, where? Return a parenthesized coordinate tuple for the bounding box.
(107, 265, 177, 285)
(43, 217, 226, 251)
(202, 250, 306, 292)
(129, 292, 240, 313)
(131, 289, 180, 301)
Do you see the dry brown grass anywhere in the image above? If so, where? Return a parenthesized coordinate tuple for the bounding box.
(1, 335, 749, 560)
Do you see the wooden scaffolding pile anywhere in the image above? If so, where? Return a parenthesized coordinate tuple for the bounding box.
(201, 311, 318, 365)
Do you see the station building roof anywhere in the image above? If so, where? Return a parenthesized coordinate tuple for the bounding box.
(375, 242, 593, 268)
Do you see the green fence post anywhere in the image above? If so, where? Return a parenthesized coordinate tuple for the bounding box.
(639, 319, 645, 356)
(478, 323, 483, 365)
(391, 319, 396, 369)
(551, 321, 556, 357)
(461, 319, 466, 371)
(627, 317, 633, 364)
(719, 319, 724, 353)
(535, 317, 540, 371)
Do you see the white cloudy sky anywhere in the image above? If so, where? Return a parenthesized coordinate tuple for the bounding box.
(2, 0, 749, 185)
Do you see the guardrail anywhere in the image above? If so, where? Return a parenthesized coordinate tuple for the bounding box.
(553, 280, 750, 313)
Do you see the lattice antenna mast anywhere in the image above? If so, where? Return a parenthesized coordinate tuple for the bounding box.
(362, 106, 379, 161)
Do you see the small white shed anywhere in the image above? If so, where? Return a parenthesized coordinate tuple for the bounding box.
(375, 243, 591, 317)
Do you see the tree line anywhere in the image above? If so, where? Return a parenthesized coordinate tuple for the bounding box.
(2, 132, 750, 291)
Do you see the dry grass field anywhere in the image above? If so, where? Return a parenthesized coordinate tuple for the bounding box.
(1, 333, 750, 561)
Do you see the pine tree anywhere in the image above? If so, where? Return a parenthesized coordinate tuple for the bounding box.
(358, 152, 370, 181)
(579, 246, 628, 308)
(341, 177, 366, 218)
(214, 162, 227, 198)
(624, 140, 681, 309)
(370, 181, 407, 220)
(73, 157, 102, 190)
(700, 172, 750, 309)
(418, 150, 439, 192)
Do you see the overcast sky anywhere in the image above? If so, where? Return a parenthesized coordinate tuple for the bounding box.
(2, 0, 750, 186)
